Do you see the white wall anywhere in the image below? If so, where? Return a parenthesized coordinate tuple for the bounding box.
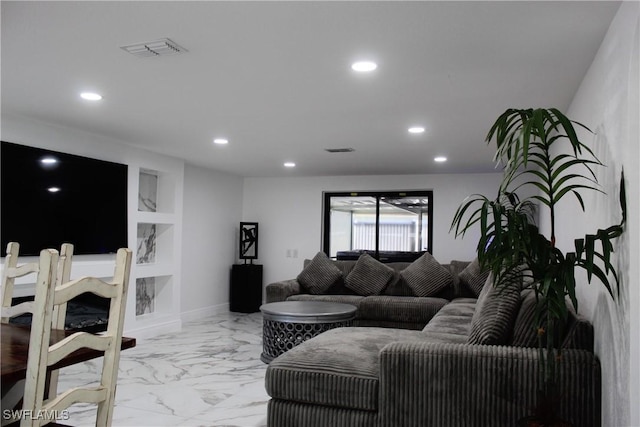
(242, 173, 502, 288)
(542, 3, 638, 426)
(180, 164, 243, 321)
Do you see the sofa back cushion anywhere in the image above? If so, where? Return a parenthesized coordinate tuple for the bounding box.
(510, 290, 543, 347)
(399, 252, 454, 297)
(510, 289, 594, 351)
(297, 252, 343, 294)
(344, 254, 395, 296)
(303, 259, 357, 277)
(458, 258, 490, 297)
(448, 260, 475, 298)
(467, 275, 522, 345)
(382, 263, 414, 296)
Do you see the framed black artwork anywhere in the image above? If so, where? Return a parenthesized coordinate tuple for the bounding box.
(239, 222, 259, 261)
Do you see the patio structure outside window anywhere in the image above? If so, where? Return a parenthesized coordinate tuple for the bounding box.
(322, 190, 433, 261)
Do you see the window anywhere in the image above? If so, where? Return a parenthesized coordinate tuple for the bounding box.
(322, 191, 433, 262)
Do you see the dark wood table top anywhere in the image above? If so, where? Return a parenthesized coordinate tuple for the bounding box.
(1, 323, 136, 385)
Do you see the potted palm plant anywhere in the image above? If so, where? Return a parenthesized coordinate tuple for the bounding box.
(450, 108, 626, 426)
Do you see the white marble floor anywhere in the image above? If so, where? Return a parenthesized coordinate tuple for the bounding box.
(57, 312, 269, 427)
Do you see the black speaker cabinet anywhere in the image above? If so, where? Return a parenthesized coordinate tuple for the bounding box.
(230, 264, 263, 313)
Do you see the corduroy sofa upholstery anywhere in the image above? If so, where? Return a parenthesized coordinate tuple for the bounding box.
(266, 253, 476, 330)
(264, 276, 600, 427)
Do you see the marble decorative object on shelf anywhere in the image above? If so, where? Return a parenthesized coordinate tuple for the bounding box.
(136, 277, 155, 316)
(57, 312, 268, 427)
(136, 223, 156, 264)
(138, 170, 158, 212)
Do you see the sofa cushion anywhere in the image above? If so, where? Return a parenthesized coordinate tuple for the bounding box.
(358, 296, 448, 325)
(458, 257, 490, 297)
(297, 252, 343, 294)
(420, 298, 476, 343)
(448, 260, 475, 298)
(265, 327, 422, 411)
(510, 290, 594, 351)
(381, 263, 414, 296)
(327, 259, 358, 278)
(561, 311, 595, 351)
(353, 319, 429, 330)
(344, 254, 394, 296)
(421, 298, 476, 342)
(467, 275, 522, 345)
(400, 252, 453, 297)
(510, 290, 542, 347)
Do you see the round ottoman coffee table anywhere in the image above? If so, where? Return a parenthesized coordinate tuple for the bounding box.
(260, 301, 357, 363)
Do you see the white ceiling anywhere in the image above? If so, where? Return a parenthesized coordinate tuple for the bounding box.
(1, 1, 620, 177)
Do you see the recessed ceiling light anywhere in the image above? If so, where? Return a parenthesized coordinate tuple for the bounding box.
(48, 187, 61, 193)
(284, 162, 296, 168)
(351, 61, 377, 72)
(80, 92, 102, 101)
(408, 126, 425, 134)
(213, 138, 229, 145)
(434, 156, 447, 162)
(40, 157, 58, 165)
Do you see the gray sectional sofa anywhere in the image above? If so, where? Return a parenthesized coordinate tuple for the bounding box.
(264, 253, 601, 427)
(266, 252, 477, 330)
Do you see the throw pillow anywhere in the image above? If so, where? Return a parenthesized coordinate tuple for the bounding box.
(467, 274, 522, 345)
(296, 252, 343, 294)
(399, 252, 453, 297)
(510, 290, 547, 347)
(344, 253, 394, 296)
(458, 257, 491, 297)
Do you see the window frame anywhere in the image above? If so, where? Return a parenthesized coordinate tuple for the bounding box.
(322, 190, 434, 259)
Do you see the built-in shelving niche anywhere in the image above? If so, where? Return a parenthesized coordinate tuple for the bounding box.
(138, 169, 158, 213)
(135, 275, 172, 318)
(136, 277, 155, 316)
(136, 223, 173, 266)
(138, 168, 176, 214)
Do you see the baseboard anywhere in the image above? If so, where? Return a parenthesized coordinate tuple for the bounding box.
(124, 318, 182, 340)
(123, 303, 250, 340)
(180, 302, 230, 324)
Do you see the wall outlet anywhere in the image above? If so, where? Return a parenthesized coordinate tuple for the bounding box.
(292, 249, 298, 258)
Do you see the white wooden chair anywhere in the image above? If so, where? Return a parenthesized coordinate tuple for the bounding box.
(20, 248, 132, 427)
(1, 245, 59, 427)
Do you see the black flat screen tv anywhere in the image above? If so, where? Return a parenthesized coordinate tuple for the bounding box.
(1, 141, 128, 256)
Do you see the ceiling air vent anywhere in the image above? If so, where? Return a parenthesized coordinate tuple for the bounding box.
(120, 38, 188, 58)
(325, 148, 355, 153)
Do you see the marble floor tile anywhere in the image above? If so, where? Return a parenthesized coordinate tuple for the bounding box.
(57, 312, 268, 427)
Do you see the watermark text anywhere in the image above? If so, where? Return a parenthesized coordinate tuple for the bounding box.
(2, 409, 70, 421)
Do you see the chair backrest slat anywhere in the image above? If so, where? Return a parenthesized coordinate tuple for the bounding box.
(46, 387, 108, 414)
(54, 277, 120, 303)
(9, 263, 40, 277)
(48, 333, 111, 365)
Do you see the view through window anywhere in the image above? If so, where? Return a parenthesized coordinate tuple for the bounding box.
(322, 191, 433, 262)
